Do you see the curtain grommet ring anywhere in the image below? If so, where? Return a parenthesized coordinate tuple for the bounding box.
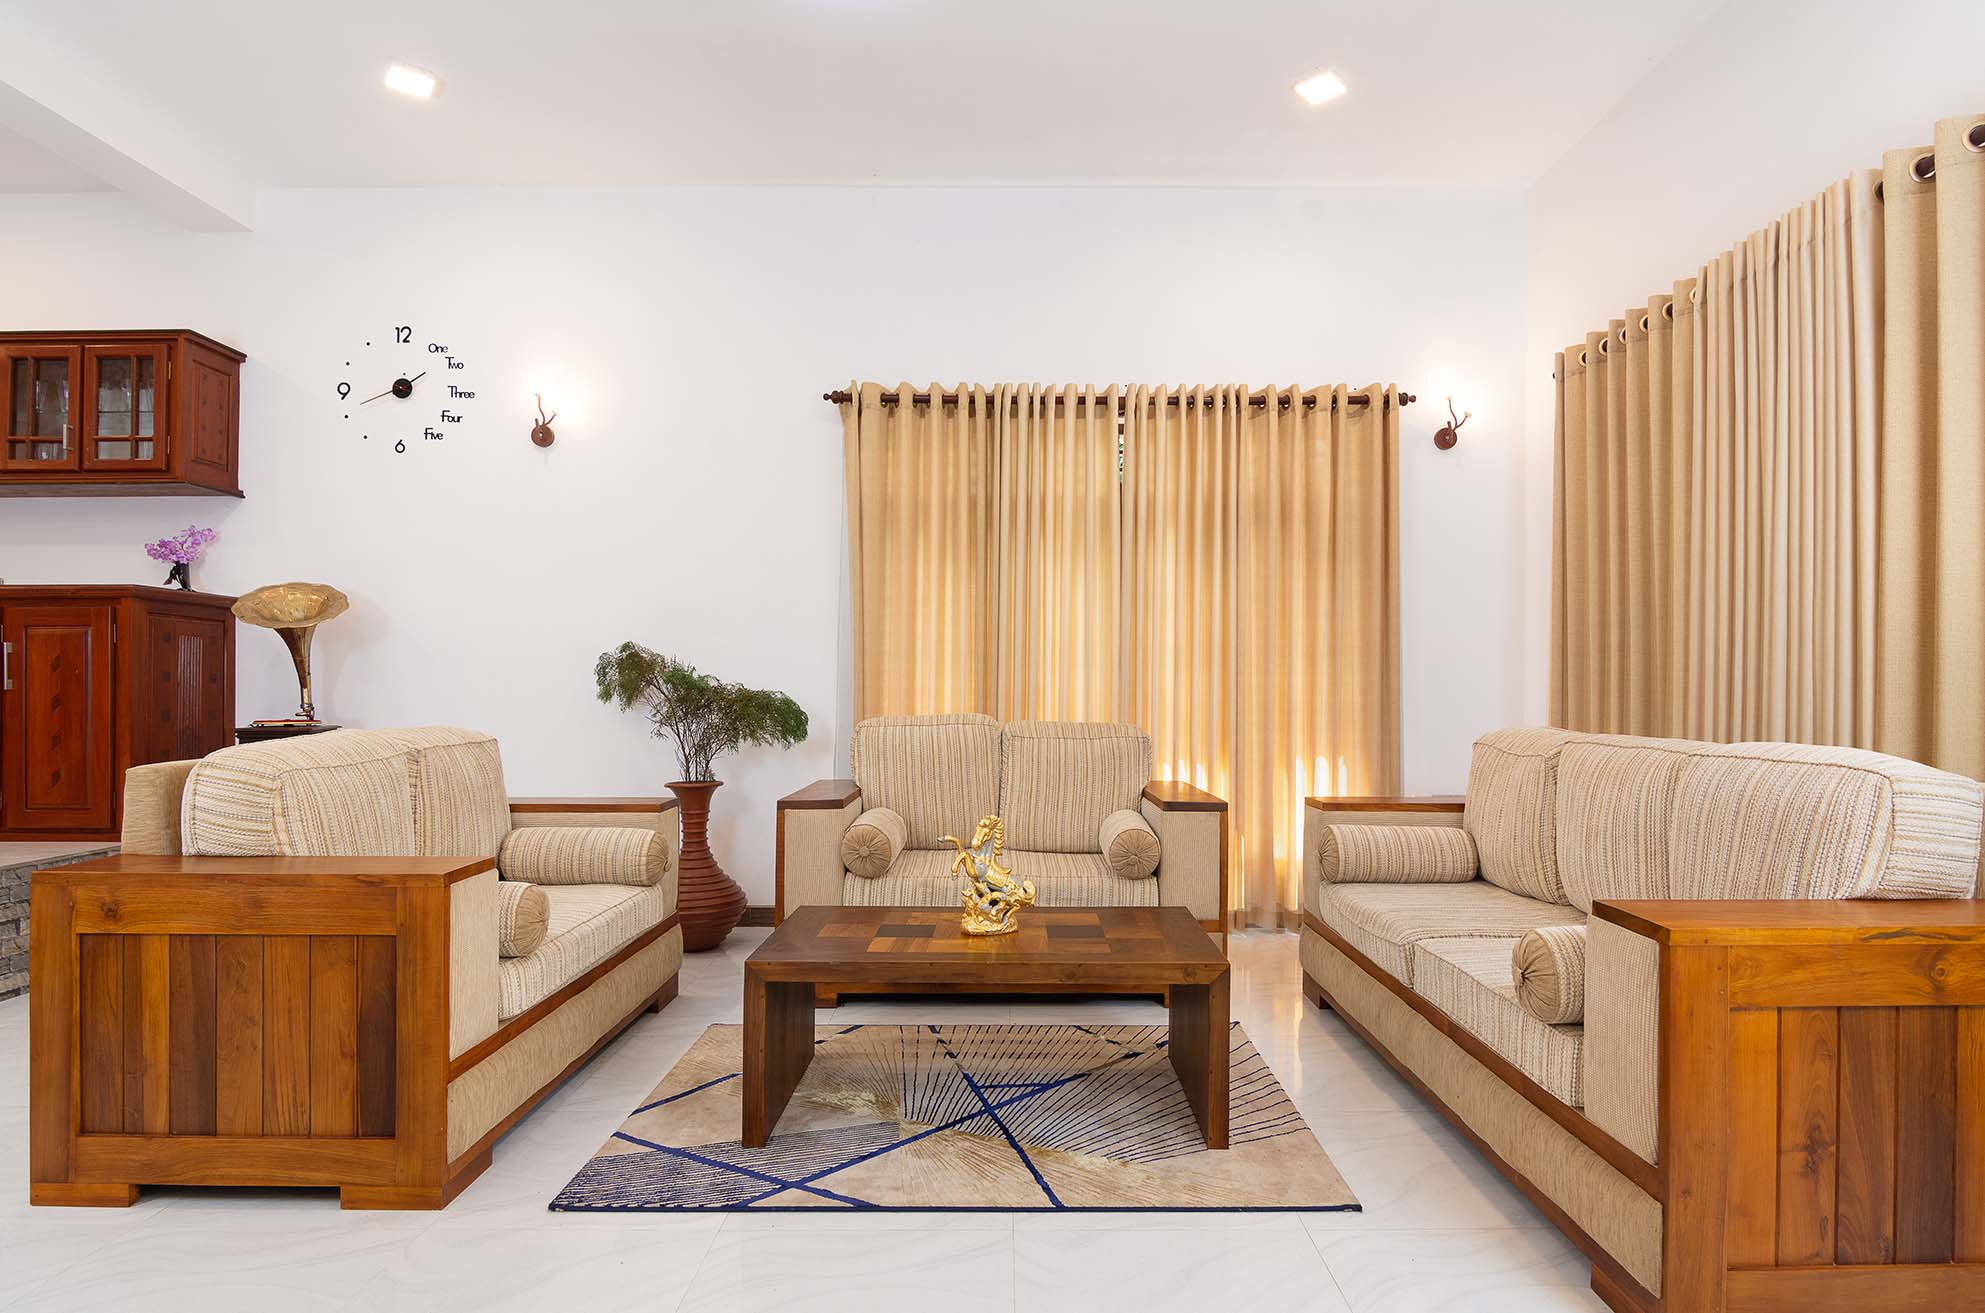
(1577, 349, 1589, 367)
(1689, 286, 1702, 306)
(1912, 152, 1936, 183)
(1875, 180, 1885, 203)
(1597, 338, 1611, 356)
(1661, 302, 1675, 322)
(1639, 314, 1651, 333)
(1616, 327, 1629, 345)
(1966, 121, 1985, 154)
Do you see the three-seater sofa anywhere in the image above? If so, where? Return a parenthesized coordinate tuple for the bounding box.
(1302, 728, 1985, 1313)
(776, 715, 1228, 979)
(31, 726, 681, 1209)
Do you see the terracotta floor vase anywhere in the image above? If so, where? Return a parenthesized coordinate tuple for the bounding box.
(667, 780, 746, 952)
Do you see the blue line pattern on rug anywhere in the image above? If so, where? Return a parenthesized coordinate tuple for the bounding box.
(549, 1022, 1337, 1212)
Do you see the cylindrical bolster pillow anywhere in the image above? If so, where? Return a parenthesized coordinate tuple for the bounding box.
(840, 806, 907, 878)
(497, 825, 669, 886)
(496, 880, 550, 958)
(1100, 809, 1161, 878)
(1512, 924, 1587, 1024)
(1319, 823, 1478, 884)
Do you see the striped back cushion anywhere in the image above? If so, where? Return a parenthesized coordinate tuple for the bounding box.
(375, 727, 512, 860)
(1464, 727, 1579, 904)
(998, 722, 1151, 853)
(851, 714, 1001, 849)
(1554, 736, 1716, 912)
(181, 729, 418, 856)
(1669, 742, 1983, 900)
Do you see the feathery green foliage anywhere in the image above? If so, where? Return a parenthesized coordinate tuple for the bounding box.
(593, 642, 809, 782)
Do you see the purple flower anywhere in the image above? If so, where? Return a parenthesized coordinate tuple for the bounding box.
(143, 525, 217, 566)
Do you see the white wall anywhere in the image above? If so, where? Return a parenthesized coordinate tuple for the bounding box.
(1519, 0, 1985, 718)
(0, 183, 1528, 902)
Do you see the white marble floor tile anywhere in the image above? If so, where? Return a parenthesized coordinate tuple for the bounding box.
(1308, 1228, 1605, 1312)
(1015, 1224, 1353, 1312)
(343, 1219, 723, 1313)
(1294, 1109, 1552, 1232)
(678, 1225, 1015, 1312)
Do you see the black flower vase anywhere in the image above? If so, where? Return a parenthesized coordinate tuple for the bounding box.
(165, 561, 192, 590)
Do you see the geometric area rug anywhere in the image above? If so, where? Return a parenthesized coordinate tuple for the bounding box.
(551, 1023, 1359, 1212)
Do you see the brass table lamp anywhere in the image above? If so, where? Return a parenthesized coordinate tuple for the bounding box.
(231, 582, 349, 721)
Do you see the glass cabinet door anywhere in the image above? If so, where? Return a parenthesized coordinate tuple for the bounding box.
(1, 346, 83, 470)
(80, 344, 171, 471)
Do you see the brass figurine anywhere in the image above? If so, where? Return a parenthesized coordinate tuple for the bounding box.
(231, 582, 349, 721)
(942, 815, 1036, 937)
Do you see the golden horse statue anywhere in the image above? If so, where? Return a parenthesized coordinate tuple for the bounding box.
(941, 815, 1036, 936)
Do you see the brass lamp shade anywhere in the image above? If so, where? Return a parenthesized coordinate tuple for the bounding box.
(231, 582, 349, 721)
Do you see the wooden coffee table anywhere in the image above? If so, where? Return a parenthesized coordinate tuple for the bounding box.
(742, 905, 1230, 1149)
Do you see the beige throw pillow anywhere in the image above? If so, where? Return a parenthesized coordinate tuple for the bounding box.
(841, 806, 907, 878)
(1512, 924, 1587, 1024)
(1099, 809, 1161, 878)
(496, 881, 550, 958)
(1318, 824, 1478, 884)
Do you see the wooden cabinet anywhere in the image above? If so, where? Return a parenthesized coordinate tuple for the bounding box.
(0, 586, 235, 839)
(0, 331, 244, 496)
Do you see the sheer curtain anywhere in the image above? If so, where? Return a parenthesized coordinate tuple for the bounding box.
(842, 380, 1403, 926)
(1552, 110, 1985, 772)
(1123, 385, 1401, 925)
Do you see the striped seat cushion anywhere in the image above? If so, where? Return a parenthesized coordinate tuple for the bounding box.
(497, 883, 668, 1019)
(374, 726, 512, 861)
(1669, 742, 1984, 900)
(181, 728, 418, 856)
(841, 847, 1158, 908)
(1411, 935, 1584, 1107)
(1463, 727, 1579, 904)
(1316, 879, 1583, 985)
(998, 722, 1151, 853)
(851, 714, 1001, 850)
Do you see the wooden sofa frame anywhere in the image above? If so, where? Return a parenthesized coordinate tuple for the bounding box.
(775, 777, 1229, 1005)
(1302, 796, 1985, 1313)
(30, 799, 681, 1210)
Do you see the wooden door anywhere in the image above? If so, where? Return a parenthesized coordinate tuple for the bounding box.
(1, 603, 114, 832)
(1, 345, 83, 471)
(80, 343, 171, 472)
(134, 609, 230, 764)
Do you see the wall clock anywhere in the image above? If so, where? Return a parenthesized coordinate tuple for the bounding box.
(336, 326, 475, 454)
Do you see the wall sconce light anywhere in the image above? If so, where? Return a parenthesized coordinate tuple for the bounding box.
(1433, 397, 1471, 451)
(530, 394, 557, 448)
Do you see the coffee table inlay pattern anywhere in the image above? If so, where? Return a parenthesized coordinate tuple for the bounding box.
(742, 906, 1230, 1149)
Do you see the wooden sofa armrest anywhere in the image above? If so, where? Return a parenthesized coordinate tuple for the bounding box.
(778, 779, 862, 810)
(775, 780, 863, 922)
(1304, 795, 1464, 813)
(1143, 781, 1226, 811)
(30, 854, 489, 1209)
(508, 797, 678, 813)
(1593, 897, 1985, 1312)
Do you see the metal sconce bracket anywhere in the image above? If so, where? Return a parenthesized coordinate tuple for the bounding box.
(1433, 397, 1470, 451)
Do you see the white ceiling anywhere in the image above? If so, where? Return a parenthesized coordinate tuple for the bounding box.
(1, 0, 1722, 192)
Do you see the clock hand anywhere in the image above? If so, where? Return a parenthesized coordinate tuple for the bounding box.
(359, 372, 427, 405)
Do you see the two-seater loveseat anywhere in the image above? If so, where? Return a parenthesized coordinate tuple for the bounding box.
(1300, 728, 1985, 1312)
(775, 715, 1227, 996)
(30, 726, 682, 1209)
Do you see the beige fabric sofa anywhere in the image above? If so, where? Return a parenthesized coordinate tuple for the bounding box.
(777, 715, 1227, 941)
(1300, 728, 1985, 1313)
(32, 726, 680, 1209)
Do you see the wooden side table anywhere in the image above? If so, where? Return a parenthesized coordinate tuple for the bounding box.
(234, 723, 343, 745)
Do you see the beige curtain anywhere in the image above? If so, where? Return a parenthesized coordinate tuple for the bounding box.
(842, 382, 999, 717)
(844, 381, 1403, 926)
(1552, 174, 1884, 744)
(1122, 385, 1401, 926)
(1877, 115, 1985, 776)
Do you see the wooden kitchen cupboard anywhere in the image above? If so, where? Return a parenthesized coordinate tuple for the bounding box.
(0, 586, 235, 839)
(0, 331, 244, 496)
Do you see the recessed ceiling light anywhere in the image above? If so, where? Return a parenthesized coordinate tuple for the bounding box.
(384, 63, 440, 99)
(1293, 69, 1347, 107)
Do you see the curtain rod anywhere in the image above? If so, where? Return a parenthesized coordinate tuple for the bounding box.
(823, 388, 1415, 410)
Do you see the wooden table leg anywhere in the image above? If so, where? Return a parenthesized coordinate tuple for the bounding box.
(742, 966, 815, 1147)
(1168, 967, 1229, 1149)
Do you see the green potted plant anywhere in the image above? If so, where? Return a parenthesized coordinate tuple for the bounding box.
(594, 642, 809, 951)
